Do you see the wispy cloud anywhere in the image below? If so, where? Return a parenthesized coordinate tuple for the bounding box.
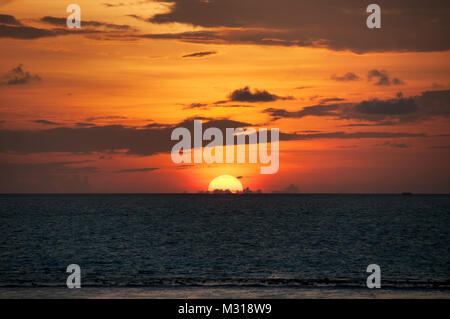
(182, 51, 217, 58)
(116, 167, 159, 173)
(264, 90, 450, 124)
(229, 86, 294, 103)
(1, 64, 41, 86)
(32, 120, 62, 126)
(368, 69, 404, 86)
(331, 72, 361, 82)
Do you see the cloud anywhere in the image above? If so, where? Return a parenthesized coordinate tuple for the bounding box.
(331, 72, 360, 82)
(272, 184, 300, 194)
(182, 102, 254, 110)
(183, 103, 209, 109)
(3, 2, 449, 54)
(377, 142, 411, 148)
(0, 118, 253, 156)
(86, 116, 128, 121)
(368, 69, 404, 86)
(264, 104, 339, 120)
(432, 83, 445, 89)
(1, 64, 41, 86)
(352, 98, 418, 116)
(0, 24, 59, 39)
(319, 97, 345, 104)
(229, 86, 293, 102)
(40, 16, 137, 31)
(32, 120, 62, 125)
(264, 90, 450, 124)
(182, 50, 217, 58)
(279, 131, 426, 141)
(103, 2, 126, 7)
(0, 117, 428, 156)
(143, 122, 171, 129)
(341, 121, 396, 127)
(0, 13, 21, 25)
(75, 122, 96, 127)
(116, 167, 159, 173)
(143, 0, 450, 53)
(105, 1, 153, 8)
(416, 90, 450, 118)
(0, 14, 129, 40)
(182, 86, 293, 109)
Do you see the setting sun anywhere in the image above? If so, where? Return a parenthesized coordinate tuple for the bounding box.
(208, 175, 244, 193)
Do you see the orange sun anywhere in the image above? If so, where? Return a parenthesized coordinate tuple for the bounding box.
(208, 175, 243, 193)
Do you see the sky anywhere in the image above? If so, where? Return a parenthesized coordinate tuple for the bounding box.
(0, 0, 449, 193)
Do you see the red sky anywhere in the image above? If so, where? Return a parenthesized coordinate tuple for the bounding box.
(0, 0, 449, 193)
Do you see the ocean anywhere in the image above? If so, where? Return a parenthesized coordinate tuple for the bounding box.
(0, 194, 449, 298)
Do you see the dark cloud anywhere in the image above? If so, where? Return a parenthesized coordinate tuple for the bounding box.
(105, 1, 152, 8)
(3, 2, 449, 54)
(143, 0, 450, 53)
(182, 101, 254, 110)
(279, 131, 426, 141)
(183, 103, 209, 109)
(377, 142, 411, 148)
(1, 64, 41, 86)
(116, 167, 158, 173)
(272, 184, 300, 194)
(229, 86, 293, 102)
(0, 14, 129, 40)
(103, 2, 126, 7)
(143, 122, 171, 129)
(32, 120, 62, 126)
(182, 50, 217, 58)
(432, 83, 445, 89)
(0, 24, 59, 39)
(416, 90, 450, 118)
(0, 13, 21, 25)
(353, 98, 418, 116)
(341, 121, 396, 127)
(319, 97, 346, 104)
(264, 104, 339, 120)
(368, 69, 404, 86)
(86, 116, 128, 121)
(0, 117, 427, 156)
(75, 122, 96, 127)
(40, 16, 136, 31)
(0, 20, 104, 39)
(0, 118, 252, 156)
(265, 90, 450, 124)
(331, 72, 361, 82)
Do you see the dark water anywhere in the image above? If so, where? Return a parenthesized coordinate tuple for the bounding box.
(0, 194, 449, 292)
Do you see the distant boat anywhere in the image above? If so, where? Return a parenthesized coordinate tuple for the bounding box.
(401, 192, 413, 196)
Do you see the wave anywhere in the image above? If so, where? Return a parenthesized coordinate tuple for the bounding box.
(1, 278, 449, 289)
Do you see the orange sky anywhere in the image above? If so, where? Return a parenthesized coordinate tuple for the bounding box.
(0, 0, 449, 193)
